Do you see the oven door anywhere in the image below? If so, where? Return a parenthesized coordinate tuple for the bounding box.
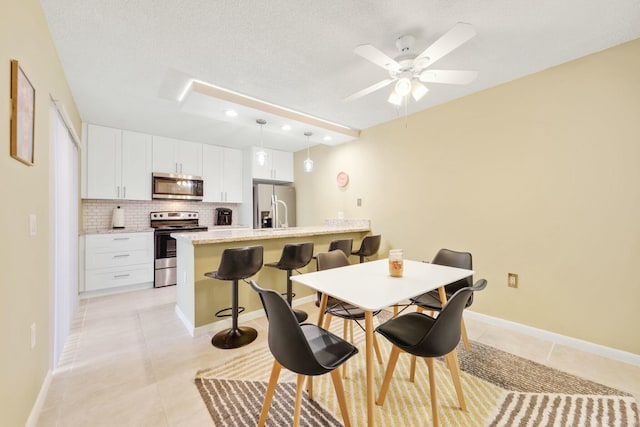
(154, 230, 177, 287)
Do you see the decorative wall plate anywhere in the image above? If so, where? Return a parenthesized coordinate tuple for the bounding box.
(336, 171, 349, 187)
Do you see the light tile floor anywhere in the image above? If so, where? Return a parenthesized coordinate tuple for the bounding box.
(36, 286, 640, 426)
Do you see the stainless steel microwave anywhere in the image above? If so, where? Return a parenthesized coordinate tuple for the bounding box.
(152, 173, 204, 201)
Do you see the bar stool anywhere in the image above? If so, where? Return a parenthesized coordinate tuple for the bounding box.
(204, 245, 263, 349)
(328, 238, 353, 257)
(351, 234, 381, 263)
(265, 242, 314, 323)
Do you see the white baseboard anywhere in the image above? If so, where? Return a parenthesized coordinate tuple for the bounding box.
(183, 294, 317, 337)
(79, 282, 154, 299)
(26, 369, 52, 427)
(464, 310, 640, 366)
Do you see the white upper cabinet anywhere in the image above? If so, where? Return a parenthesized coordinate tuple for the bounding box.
(86, 124, 151, 200)
(152, 136, 203, 177)
(251, 147, 294, 182)
(202, 145, 243, 203)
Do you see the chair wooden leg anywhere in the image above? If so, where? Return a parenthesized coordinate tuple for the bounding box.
(445, 351, 467, 411)
(330, 369, 352, 427)
(376, 345, 401, 406)
(293, 374, 305, 427)
(306, 376, 314, 400)
(350, 320, 354, 343)
(460, 317, 470, 351)
(372, 333, 383, 364)
(409, 355, 417, 382)
(425, 358, 439, 427)
(342, 319, 349, 378)
(259, 360, 282, 427)
(323, 313, 333, 330)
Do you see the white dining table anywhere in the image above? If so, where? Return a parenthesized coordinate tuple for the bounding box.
(292, 258, 474, 427)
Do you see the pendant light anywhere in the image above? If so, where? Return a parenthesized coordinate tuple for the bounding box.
(255, 119, 267, 166)
(303, 132, 313, 173)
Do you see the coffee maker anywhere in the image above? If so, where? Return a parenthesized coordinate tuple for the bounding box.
(215, 208, 232, 226)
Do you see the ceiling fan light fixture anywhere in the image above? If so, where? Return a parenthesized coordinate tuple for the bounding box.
(388, 89, 402, 106)
(411, 81, 429, 101)
(395, 77, 412, 96)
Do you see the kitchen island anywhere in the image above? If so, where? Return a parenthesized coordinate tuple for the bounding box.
(171, 220, 371, 335)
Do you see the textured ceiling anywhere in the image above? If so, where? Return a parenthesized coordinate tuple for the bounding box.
(40, 0, 640, 152)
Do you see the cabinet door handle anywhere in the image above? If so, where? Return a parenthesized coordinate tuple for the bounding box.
(113, 237, 130, 241)
(116, 186, 120, 198)
(123, 187, 126, 199)
(113, 254, 130, 258)
(113, 274, 130, 279)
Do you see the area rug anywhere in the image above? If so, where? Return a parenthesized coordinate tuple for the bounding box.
(195, 320, 639, 426)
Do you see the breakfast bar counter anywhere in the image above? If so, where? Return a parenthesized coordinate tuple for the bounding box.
(171, 221, 371, 335)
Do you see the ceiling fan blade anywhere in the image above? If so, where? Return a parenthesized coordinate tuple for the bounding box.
(354, 44, 401, 71)
(415, 22, 476, 68)
(419, 69, 478, 84)
(343, 79, 395, 102)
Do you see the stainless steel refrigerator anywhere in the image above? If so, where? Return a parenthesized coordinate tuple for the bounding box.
(253, 183, 296, 229)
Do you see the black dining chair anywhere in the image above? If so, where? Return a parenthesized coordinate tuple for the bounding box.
(375, 283, 486, 427)
(316, 250, 384, 377)
(410, 248, 475, 351)
(248, 280, 358, 427)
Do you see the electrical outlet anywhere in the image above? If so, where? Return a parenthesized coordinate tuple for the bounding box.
(357, 198, 362, 207)
(31, 323, 36, 349)
(508, 273, 518, 288)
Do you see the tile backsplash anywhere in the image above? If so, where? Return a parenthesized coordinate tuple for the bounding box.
(82, 199, 238, 230)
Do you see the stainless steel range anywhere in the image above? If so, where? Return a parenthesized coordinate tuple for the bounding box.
(151, 211, 208, 287)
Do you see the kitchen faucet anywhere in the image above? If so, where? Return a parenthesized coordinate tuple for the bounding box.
(270, 195, 289, 228)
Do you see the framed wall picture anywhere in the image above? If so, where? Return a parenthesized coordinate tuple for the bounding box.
(10, 60, 35, 166)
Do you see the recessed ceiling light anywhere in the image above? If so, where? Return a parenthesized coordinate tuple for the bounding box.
(225, 109, 238, 117)
(281, 124, 291, 131)
(323, 135, 332, 141)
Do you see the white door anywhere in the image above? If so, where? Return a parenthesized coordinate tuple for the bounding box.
(51, 102, 79, 368)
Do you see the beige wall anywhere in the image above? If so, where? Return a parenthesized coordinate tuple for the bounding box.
(295, 38, 640, 355)
(1, 0, 81, 425)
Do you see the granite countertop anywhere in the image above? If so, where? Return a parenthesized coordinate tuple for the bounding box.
(81, 227, 155, 235)
(171, 222, 371, 245)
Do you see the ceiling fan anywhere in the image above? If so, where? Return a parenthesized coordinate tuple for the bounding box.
(344, 22, 478, 105)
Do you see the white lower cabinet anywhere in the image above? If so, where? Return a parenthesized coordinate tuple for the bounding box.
(84, 232, 154, 292)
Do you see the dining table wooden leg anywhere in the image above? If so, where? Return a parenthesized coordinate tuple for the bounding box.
(365, 310, 375, 427)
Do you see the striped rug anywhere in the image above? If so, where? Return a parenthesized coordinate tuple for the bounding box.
(195, 319, 639, 426)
